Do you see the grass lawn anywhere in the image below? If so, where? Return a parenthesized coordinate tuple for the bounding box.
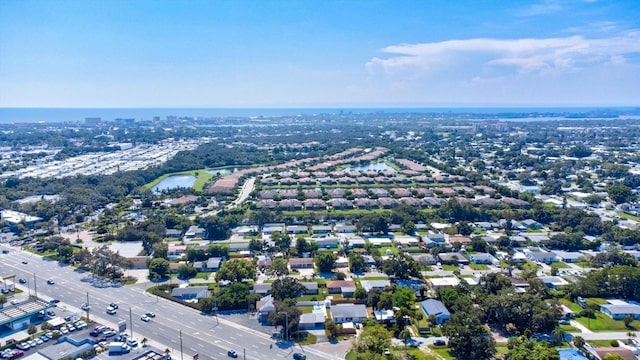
(575, 261, 591, 268)
(551, 262, 571, 269)
(496, 345, 509, 357)
(559, 298, 583, 312)
(575, 311, 640, 331)
(194, 272, 211, 279)
(431, 347, 456, 360)
(296, 332, 317, 345)
(298, 294, 326, 301)
(469, 263, 489, 270)
(407, 348, 439, 360)
(298, 306, 314, 314)
(620, 212, 640, 221)
(379, 246, 399, 256)
(559, 324, 580, 332)
(442, 265, 458, 272)
(589, 340, 618, 347)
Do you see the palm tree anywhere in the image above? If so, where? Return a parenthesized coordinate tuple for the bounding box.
(627, 331, 636, 345)
(573, 336, 585, 349)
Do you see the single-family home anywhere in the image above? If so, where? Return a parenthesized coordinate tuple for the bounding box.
(185, 226, 207, 239)
(330, 304, 368, 324)
(299, 311, 326, 330)
(538, 276, 570, 289)
(521, 219, 543, 230)
(420, 299, 450, 325)
(286, 225, 308, 235)
(600, 301, 640, 320)
(289, 257, 315, 270)
(167, 244, 187, 261)
(256, 295, 276, 324)
(171, 286, 210, 300)
(165, 229, 182, 239)
(469, 253, 499, 266)
(313, 237, 339, 249)
(301, 282, 319, 295)
(360, 280, 391, 292)
(437, 252, 469, 265)
(326, 280, 356, 297)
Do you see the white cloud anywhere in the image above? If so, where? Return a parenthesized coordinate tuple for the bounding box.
(517, 0, 564, 17)
(366, 31, 640, 80)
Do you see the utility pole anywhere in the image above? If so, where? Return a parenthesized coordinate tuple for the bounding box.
(129, 307, 133, 339)
(179, 330, 184, 360)
(86, 292, 90, 321)
(33, 273, 37, 298)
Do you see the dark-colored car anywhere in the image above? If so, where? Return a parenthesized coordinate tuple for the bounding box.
(227, 350, 238, 358)
(293, 353, 307, 360)
(18, 278, 26, 284)
(109, 303, 119, 309)
(433, 339, 446, 346)
(89, 330, 100, 337)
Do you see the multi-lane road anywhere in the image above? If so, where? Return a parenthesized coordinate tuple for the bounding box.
(0, 245, 343, 360)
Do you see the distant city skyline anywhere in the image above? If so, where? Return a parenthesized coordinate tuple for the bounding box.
(1, 0, 639, 108)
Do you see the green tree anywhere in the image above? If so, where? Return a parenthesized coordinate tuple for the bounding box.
(506, 336, 559, 360)
(351, 323, 392, 355)
(28, 324, 38, 337)
(271, 277, 306, 301)
(267, 258, 290, 278)
(325, 318, 338, 340)
(603, 354, 626, 360)
(392, 286, 416, 309)
(443, 310, 496, 360)
(148, 258, 170, 278)
(271, 232, 292, 255)
(349, 252, 365, 273)
(57, 244, 74, 262)
(215, 259, 256, 283)
(607, 184, 636, 204)
(316, 252, 337, 273)
(177, 264, 197, 279)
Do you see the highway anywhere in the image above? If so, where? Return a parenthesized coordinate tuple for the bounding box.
(0, 246, 343, 360)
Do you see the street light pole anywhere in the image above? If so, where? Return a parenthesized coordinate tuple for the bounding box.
(86, 292, 90, 322)
(278, 311, 289, 342)
(33, 273, 37, 298)
(129, 307, 133, 339)
(179, 330, 184, 360)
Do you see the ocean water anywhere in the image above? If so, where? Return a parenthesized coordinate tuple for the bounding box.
(0, 107, 634, 124)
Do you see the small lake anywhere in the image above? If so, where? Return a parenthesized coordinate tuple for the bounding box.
(343, 163, 396, 173)
(152, 175, 197, 193)
(207, 168, 235, 175)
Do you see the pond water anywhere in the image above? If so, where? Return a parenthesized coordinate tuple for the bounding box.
(207, 168, 235, 175)
(343, 163, 396, 173)
(152, 175, 197, 193)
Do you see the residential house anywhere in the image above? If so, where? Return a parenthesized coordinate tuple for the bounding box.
(420, 299, 450, 325)
(345, 237, 366, 249)
(521, 219, 543, 230)
(538, 276, 570, 289)
(263, 223, 286, 235)
(330, 304, 368, 324)
(165, 229, 182, 239)
(469, 253, 499, 266)
(185, 226, 207, 239)
(552, 250, 585, 263)
(437, 252, 469, 265)
(326, 280, 356, 297)
(299, 311, 326, 330)
(360, 280, 391, 292)
(527, 250, 558, 264)
(372, 309, 395, 324)
(335, 224, 357, 234)
(167, 244, 187, 261)
(289, 257, 314, 270)
(253, 283, 272, 296)
(394, 236, 420, 248)
(286, 225, 308, 235)
(256, 295, 276, 324)
(312, 225, 333, 234)
(412, 254, 437, 266)
(428, 277, 461, 289)
(301, 282, 319, 295)
(600, 301, 640, 320)
(313, 237, 339, 249)
(171, 286, 210, 300)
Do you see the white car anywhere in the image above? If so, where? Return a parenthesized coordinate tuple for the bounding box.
(127, 339, 138, 347)
(141, 315, 150, 322)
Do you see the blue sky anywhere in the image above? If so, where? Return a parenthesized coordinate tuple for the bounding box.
(1, 0, 639, 107)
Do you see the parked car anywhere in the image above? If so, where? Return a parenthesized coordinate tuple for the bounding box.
(433, 339, 446, 346)
(103, 330, 117, 337)
(227, 350, 238, 358)
(293, 353, 307, 360)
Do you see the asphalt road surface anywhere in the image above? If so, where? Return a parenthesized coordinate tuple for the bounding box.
(0, 245, 343, 360)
